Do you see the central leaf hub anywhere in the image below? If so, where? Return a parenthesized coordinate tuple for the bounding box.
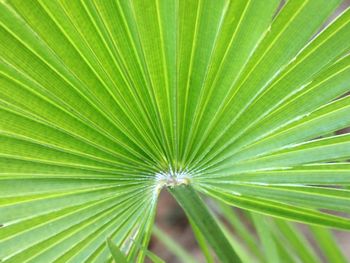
(155, 170, 191, 188)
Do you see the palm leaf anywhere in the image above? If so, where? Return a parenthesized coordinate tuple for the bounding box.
(1, 0, 350, 261)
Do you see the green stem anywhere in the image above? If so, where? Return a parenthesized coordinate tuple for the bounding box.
(168, 185, 241, 263)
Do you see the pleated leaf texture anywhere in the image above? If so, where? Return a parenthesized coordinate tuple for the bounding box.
(1, 0, 350, 262)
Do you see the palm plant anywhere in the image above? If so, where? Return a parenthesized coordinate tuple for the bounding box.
(1, 0, 350, 262)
